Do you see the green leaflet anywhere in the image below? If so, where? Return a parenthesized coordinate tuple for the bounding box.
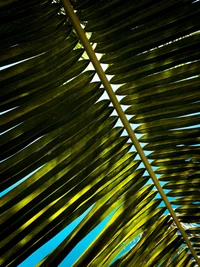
(98, 204, 165, 267)
(141, 230, 181, 267)
(164, 180, 200, 190)
(134, 114, 200, 134)
(110, 50, 200, 84)
(186, 227, 200, 235)
(140, 127, 200, 143)
(175, 205, 200, 214)
(0, 4, 61, 37)
(1, 70, 95, 129)
(171, 195, 200, 205)
(167, 248, 189, 267)
(78, 0, 124, 20)
(148, 146, 200, 160)
(85, 0, 149, 32)
(0, 24, 72, 67)
(1, 49, 86, 106)
(1, 126, 131, 264)
(106, 33, 200, 74)
(0, 101, 112, 190)
(39, 184, 154, 267)
(70, 0, 101, 10)
(0, 10, 65, 49)
(99, 11, 199, 62)
(167, 188, 200, 197)
(0, 37, 78, 86)
(0, 73, 100, 159)
(190, 237, 200, 244)
(153, 158, 200, 168)
(89, 0, 191, 41)
(118, 61, 200, 99)
(116, 215, 174, 266)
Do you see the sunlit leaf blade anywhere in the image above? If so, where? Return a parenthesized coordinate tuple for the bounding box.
(1, 70, 95, 130)
(0, 99, 110, 185)
(110, 215, 176, 267)
(131, 104, 200, 125)
(186, 227, 200, 235)
(1, 137, 135, 266)
(148, 147, 200, 160)
(0, 37, 78, 91)
(106, 34, 200, 74)
(1, 54, 89, 111)
(171, 195, 200, 205)
(167, 247, 191, 267)
(39, 184, 160, 266)
(0, 37, 78, 85)
(110, 50, 200, 84)
(118, 63, 200, 100)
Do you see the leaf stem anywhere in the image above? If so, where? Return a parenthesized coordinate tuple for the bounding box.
(61, 0, 200, 265)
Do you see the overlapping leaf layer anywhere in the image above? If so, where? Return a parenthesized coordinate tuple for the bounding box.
(73, 0, 200, 265)
(0, 0, 200, 266)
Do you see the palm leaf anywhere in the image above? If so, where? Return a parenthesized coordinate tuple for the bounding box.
(0, 0, 200, 266)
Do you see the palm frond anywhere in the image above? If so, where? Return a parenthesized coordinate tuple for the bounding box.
(0, 0, 200, 266)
